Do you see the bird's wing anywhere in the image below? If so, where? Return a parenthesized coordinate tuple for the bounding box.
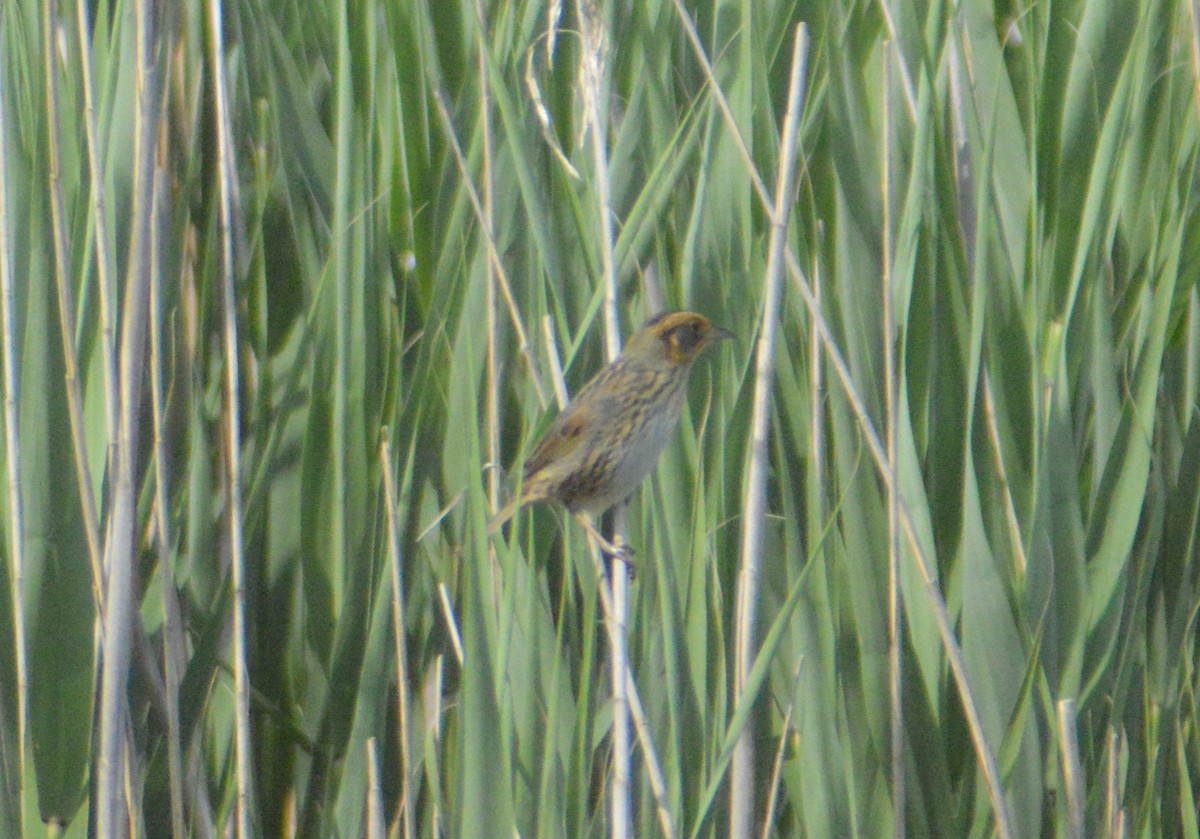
(522, 402, 593, 480)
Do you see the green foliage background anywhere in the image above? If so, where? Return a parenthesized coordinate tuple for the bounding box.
(1, 0, 1199, 836)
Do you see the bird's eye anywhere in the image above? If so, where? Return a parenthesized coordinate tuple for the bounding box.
(669, 321, 701, 352)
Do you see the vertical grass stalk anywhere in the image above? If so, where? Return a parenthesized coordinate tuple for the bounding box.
(148, 96, 187, 838)
(205, 0, 254, 834)
(881, 44, 905, 838)
(43, 0, 105, 617)
(96, 0, 159, 831)
(73, 0, 121, 481)
(576, 1, 633, 832)
(475, 0, 499, 515)
(381, 434, 416, 839)
(1057, 699, 1084, 838)
(729, 25, 808, 839)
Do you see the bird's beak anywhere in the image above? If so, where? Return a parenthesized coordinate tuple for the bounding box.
(710, 325, 735, 344)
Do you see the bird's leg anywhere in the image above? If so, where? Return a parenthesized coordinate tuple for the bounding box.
(573, 512, 636, 569)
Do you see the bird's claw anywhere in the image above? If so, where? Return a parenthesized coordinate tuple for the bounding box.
(573, 512, 637, 578)
(608, 538, 634, 559)
(606, 536, 637, 578)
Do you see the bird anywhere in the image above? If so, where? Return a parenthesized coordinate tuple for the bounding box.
(488, 311, 733, 558)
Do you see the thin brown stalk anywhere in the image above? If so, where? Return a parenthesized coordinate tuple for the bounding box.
(605, 539, 631, 839)
(668, 0, 771, 207)
(1057, 700, 1085, 839)
(74, 0, 121, 487)
(524, 36, 581, 180)
(581, 542, 674, 839)
(624, 670, 676, 838)
(148, 103, 187, 837)
(1103, 726, 1122, 838)
(473, 0, 508, 635)
(760, 658, 804, 839)
(432, 91, 547, 409)
(474, 0, 500, 512)
(982, 372, 1029, 576)
(881, 44, 905, 839)
(874, 0, 918, 119)
(366, 737, 386, 839)
(730, 25, 808, 839)
(809, 248, 824, 538)
(574, 1, 633, 833)
(205, 0, 253, 834)
(425, 657, 446, 835)
(542, 316, 569, 409)
(438, 583, 466, 666)
(577, 1, 620, 359)
(43, 0, 105, 604)
(96, 0, 159, 832)
(380, 433, 416, 839)
(950, 19, 1027, 583)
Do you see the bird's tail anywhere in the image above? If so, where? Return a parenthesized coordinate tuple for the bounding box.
(487, 497, 522, 534)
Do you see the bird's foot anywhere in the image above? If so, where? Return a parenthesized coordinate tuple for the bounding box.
(574, 514, 637, 576)
(604, 534, 637, 574)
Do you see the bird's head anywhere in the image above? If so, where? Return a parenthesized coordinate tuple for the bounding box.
(627, 311, 735, 367)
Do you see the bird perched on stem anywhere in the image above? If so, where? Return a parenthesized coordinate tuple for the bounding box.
(488, 311, 734, 559)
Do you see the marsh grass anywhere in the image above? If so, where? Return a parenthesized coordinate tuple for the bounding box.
(2, 0, 1200, 836)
